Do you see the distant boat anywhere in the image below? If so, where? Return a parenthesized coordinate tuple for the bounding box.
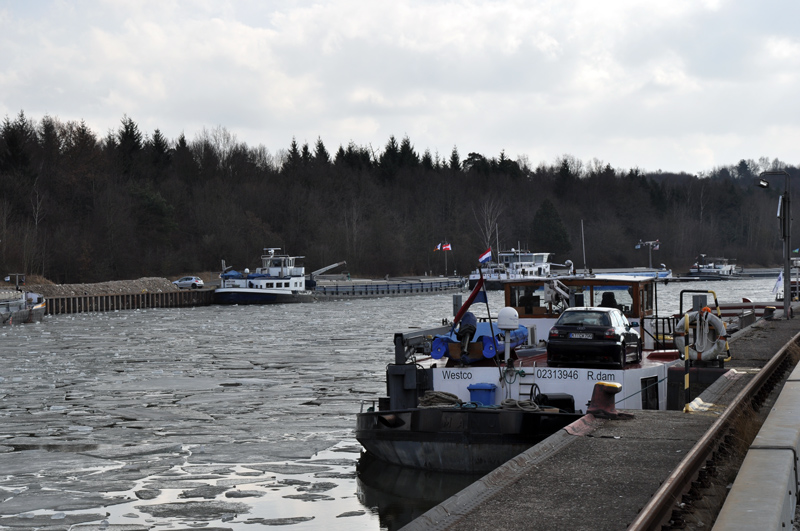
(0, 291, 46, 325)
(214, 248, 314, 305)
(688, 254, 741, 278)
(468, 249, 554, 290)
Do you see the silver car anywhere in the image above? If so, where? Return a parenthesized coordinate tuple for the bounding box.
(173, 276, 204, 289)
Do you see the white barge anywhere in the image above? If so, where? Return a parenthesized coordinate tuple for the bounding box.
(356, 275, 713, 473)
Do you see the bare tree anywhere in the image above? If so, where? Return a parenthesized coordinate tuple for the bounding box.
(473, 198, 504, 250)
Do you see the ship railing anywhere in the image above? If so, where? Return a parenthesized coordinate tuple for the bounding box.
(640, 315, 676, 351)
(360, 398, 380, 413)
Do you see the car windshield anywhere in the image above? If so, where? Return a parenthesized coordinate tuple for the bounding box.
(557, 310, 611, 327)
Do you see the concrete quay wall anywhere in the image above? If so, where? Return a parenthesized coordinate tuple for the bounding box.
(712, 359, 800, 530)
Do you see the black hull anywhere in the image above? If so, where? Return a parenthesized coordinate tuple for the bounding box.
(356, 407, 582, 473)
(213, 289, 314, 305)
(467, 279, 505, 291)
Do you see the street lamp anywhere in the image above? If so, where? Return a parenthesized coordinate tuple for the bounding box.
(759, 170, 792, 319)
(635, 239, 660, 269)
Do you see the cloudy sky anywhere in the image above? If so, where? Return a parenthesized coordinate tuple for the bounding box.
(1, 0, 798, 173)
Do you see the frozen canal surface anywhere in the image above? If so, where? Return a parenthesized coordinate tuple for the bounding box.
(0, 278, 779, 530)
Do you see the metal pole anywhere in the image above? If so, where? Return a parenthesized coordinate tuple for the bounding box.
(760, 170, 793, 319)
(785, 174, 791, 318)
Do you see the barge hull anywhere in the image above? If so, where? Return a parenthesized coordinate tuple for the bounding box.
(356, 408, 582, 473)
(213, 289, 313, 305)
(1, 305, 45, 325)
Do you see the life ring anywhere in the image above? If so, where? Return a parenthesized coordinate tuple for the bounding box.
(673, 308, 729, 361)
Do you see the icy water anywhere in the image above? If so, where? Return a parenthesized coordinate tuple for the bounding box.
(0, 277, 779, 530)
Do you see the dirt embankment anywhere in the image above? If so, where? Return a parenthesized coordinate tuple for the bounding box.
(12, 278, 181, 298)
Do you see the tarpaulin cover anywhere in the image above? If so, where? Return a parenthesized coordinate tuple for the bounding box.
(430, 323, 528, 361)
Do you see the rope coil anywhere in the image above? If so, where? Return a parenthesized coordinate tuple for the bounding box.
(418, 390, 462, 408)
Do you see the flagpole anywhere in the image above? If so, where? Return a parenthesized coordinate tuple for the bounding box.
(479, 266, 501, 365)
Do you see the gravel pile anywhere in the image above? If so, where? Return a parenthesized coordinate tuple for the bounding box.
(22, 277, 180, 298)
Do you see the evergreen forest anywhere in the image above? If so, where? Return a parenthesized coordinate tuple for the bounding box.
(0, 111, 796, 284)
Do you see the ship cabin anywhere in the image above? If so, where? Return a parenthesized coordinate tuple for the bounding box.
(502, 275, 662, 351)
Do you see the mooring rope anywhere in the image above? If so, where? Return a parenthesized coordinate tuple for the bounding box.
(500, 398, 541, 411)
(417, 390, 463, 408)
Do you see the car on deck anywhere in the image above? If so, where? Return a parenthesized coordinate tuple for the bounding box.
(546, 306, 641, 369)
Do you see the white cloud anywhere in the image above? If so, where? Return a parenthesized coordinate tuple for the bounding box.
(0, 0, 798, 172)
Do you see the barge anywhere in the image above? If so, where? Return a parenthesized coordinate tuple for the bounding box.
(356, 275, 705, 473)
(214, 248, 314, 305)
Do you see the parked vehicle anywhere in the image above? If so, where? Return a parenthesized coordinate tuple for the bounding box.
(173, 276, 204, 289)
(546, 307, 641, 369)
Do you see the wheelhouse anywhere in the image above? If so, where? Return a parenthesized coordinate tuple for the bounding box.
(502, 275, 663, 351)
(504, 276, 655, 321)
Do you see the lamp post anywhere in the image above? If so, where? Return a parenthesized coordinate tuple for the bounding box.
(635, 239, 660, 269)
(759, 170, 792, 319)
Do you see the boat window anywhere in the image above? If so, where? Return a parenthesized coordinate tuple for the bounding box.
(510, 285, 547, 314)
(592, 286, 633, 313)
(641, 284, 653, 313)
(641, 376, 658, 409)
(558, 310, 610, 326)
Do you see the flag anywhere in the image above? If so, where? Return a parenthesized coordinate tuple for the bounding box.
(653, 244, 659, 251)
(478, 248, 492, 263)
(453, 277, 486, 326)
(434, 243, 441, 251)
(443, 243, 452, 251)
(773, 269, 783, 294)
(473, 289, 487, 305)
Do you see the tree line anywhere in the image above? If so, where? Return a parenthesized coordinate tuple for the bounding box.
(0, 110, 795, 284)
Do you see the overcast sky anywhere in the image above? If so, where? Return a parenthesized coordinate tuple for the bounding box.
(1, 0, 798, 173)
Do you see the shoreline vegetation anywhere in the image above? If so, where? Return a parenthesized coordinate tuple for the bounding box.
(1, 111, 796, 285)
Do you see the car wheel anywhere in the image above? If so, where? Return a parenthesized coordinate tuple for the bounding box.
(636, 340, 643, 363)
(191, 283, 199, 289)
(618, 344, 626, 370)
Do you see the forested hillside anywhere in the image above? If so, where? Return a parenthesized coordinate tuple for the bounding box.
(0, 111, 795, 283)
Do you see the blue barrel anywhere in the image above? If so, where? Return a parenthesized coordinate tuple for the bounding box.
(467, 383, 497, 405)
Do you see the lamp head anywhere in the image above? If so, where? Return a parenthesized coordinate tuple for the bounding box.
(758, 179, 770, 188)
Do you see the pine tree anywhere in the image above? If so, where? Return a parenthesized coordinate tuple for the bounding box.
(531, 198, 572, 254)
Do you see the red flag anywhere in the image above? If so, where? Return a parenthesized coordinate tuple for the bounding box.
(453, 277, 485, 326)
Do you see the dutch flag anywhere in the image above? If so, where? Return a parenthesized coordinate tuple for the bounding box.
(478, 248, 492, 263)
